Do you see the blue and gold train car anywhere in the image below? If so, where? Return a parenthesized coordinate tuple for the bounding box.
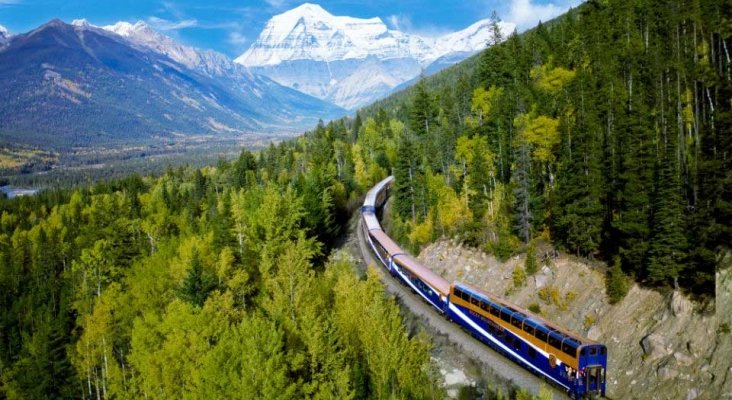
(447, 283, 607, 398)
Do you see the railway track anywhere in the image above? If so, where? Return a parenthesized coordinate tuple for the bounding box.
(351, 215, 569, 399)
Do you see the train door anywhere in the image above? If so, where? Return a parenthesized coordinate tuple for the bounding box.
(584, 365, 604, 396)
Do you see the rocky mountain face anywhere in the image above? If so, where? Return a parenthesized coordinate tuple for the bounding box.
(0, 19, 344, 149)
(236, 3, 514, 109)
(416, 240, 731, 400)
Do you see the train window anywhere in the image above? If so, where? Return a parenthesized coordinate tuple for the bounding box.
(511, 316, 522, 328)
(470, 296, 479, 306)
(500, 310, 512, 323)
(480, 301, 489, 311)
(513, 338, 521, 351)
(535, 328, 548, 342)
(548, 333, 562, 350)
(590, 347, 597, 356)
(523, 324, 535, 335)
(454, 288, 463, 299)
(461, 291, 470, 302)
(562, 342, 577, 358)
(490, 305, 501, 317)
(580, 348, 587, 356)
(601, 347, 607, 355)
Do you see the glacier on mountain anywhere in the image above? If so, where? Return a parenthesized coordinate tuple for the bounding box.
(235, 3, 515, 109)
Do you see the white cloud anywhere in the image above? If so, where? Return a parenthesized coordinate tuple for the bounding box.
(386, 14, 408, 31)
(506, 0, 581, 30)
(228, 31, 247, 47)
(0, 0, 21, 5)
(264, 0, 291, 9)
(385, 13, 451, 38)
(146, 16, 198, 31)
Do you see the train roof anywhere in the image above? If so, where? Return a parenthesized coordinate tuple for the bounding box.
(453, 281, 597, 345)
(393, 253, 451, 296)
(369, 229, 404, 256)
(363, 212, 382, 232)
(363, 176, 394, 208)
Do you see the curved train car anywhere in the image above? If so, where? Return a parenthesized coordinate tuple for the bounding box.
(360, 176, 607, 399)
(448, 283, 607, 398)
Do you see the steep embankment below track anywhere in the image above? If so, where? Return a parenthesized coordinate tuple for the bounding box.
(415, 240, 732, 400)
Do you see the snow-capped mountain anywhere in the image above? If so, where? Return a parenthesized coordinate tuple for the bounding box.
(0, 24, 10, 45)
(236, 3, 433, 66)
(236, 3, 514, 109)
(101, 20, 243, 79)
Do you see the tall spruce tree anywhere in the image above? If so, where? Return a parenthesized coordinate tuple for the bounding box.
(179, 248, 214, 307)
(646, 146, 688, 285)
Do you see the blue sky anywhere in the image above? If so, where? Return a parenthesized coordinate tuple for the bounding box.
(0, 0, 582, 57)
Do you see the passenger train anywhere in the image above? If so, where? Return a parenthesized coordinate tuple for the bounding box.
(361, 176, 607, 399)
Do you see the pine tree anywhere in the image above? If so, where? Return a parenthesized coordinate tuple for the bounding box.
(393, 133, 423, 221)
(409, 79, 437, 137)
(555, 107, 604, 257)
(612, 108, 654, 276)
(513, 143, 532, 243)
(646, 147, 688, 285)
(606, 256, 629, 304)
(179, 248, 214, 307)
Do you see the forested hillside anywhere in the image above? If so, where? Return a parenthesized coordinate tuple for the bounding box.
(0, 0, 729, 398)
(358, 0, 730, 297)
(0, 138, 445, 398)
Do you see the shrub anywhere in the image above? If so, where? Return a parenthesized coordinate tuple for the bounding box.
(583, 314, 596, 330)
(513, 266, 527, 287)
(528, 303, 542, 314)
(606, 256, 629, 304)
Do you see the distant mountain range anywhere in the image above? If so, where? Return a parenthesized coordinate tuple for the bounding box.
(0, 4, 514, 151)
(0, 19, 344, 150)
(236, 3, 514, 109)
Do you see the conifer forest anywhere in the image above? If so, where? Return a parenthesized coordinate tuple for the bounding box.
(0, 0, 729, 398)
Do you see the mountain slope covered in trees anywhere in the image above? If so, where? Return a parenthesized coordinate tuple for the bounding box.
(357, 0, 730, 297)
(0, 0, 729, 398)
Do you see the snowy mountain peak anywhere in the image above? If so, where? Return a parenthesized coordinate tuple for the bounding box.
(235, 3, 515, 109)
(235, 3, 410, 67)
(71, 19, 92, 27)
(236, 3, 513, 69)
(0, 24, 9, 45)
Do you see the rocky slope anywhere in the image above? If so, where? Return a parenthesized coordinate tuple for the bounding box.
(415, 240, 731, 399)
(236, 3, 514, 109)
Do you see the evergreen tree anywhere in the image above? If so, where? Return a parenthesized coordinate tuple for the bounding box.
(179, 248, 214, 307)
(555, 109, 604, 256)
(409, 79, 437, 137)
(612, 108, 654, 276)
(646, 148, 688, 285)
(606, 256, 629, 304)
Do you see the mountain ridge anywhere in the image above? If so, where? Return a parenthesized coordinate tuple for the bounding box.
(235, 3, 514, 109)
(0, 19, 344, 150)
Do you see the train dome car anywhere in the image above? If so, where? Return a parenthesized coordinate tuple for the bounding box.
(360, 176, 608, 398)
(367, 229, 403, 271)
(447, 282, 607, 398)
(391, 253, 450, 313)
(362, 176, 394, 213)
